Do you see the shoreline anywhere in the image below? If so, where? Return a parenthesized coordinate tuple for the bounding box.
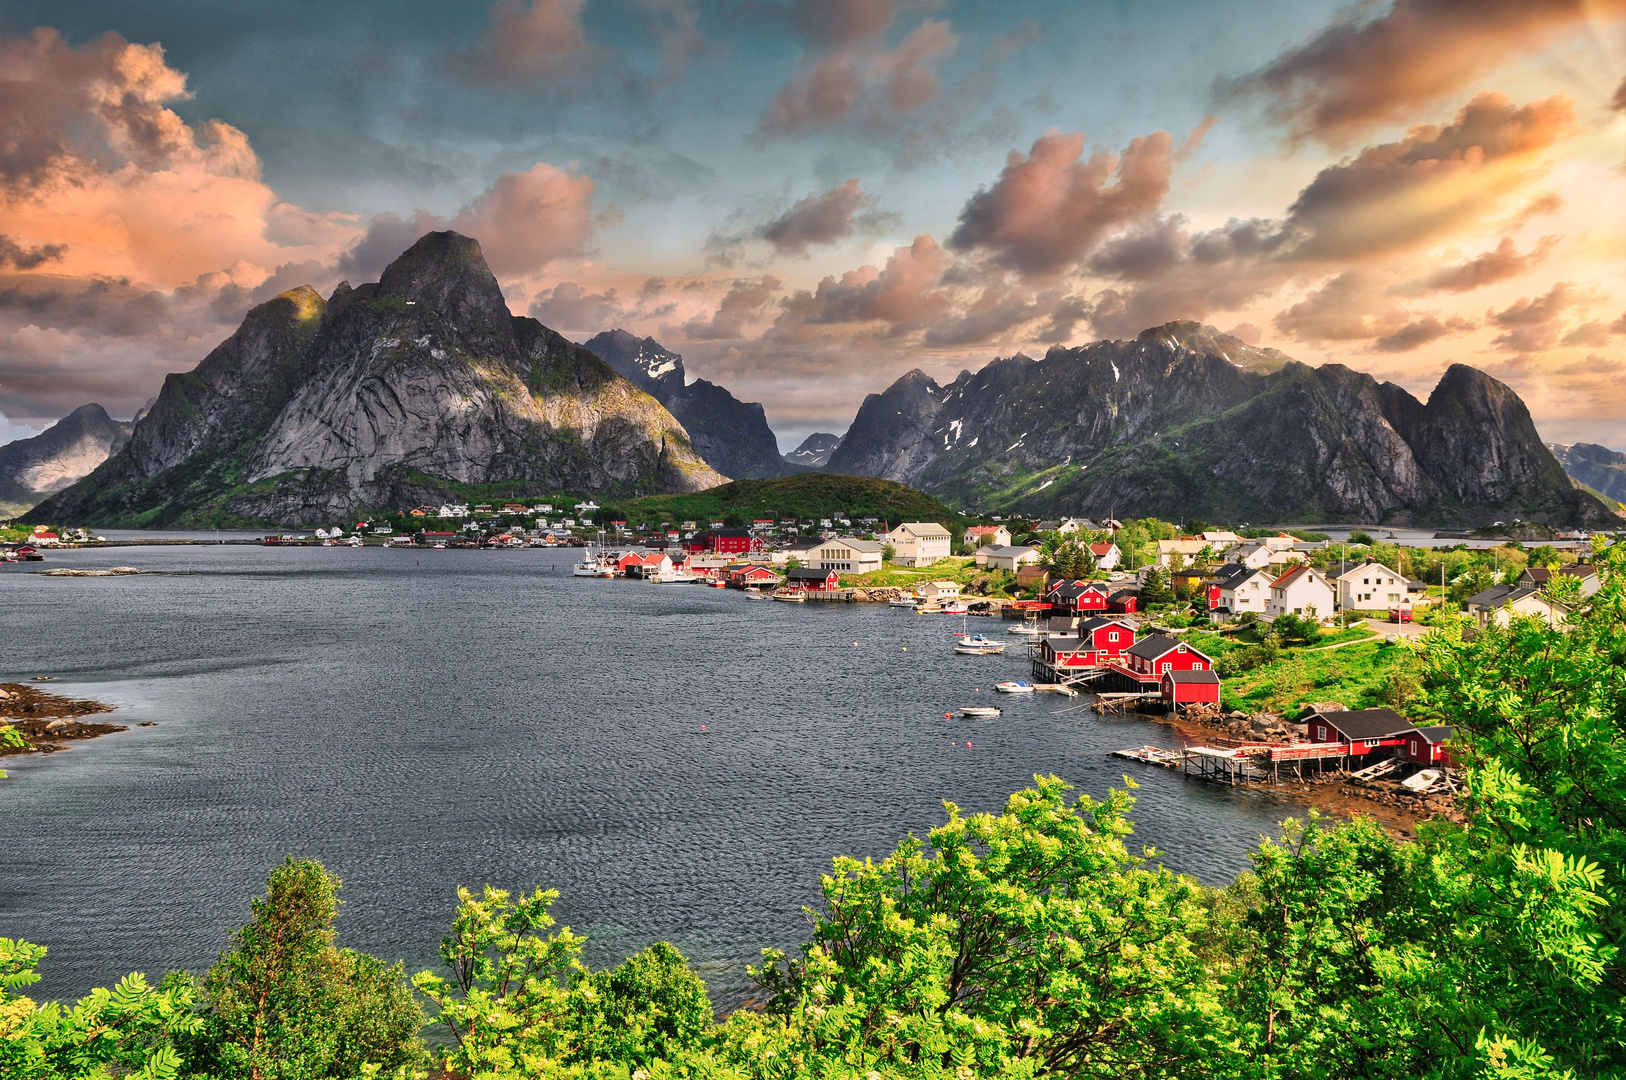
(0, 682, 137, 760)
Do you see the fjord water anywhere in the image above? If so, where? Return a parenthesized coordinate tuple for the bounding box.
(2, 546, 1294, 1005)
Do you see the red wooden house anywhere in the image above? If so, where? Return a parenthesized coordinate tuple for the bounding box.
(727, 565, 780, 588)
(1301, 708, 1415, 758)
(1047, 580, 1111, 614)
(1161, 669, 1221, 706)
(785, 567, 840, 591)
(1122, 635, 1212, 677)
(1400, 725, 1454, 766)
(1039, 616, 1137, 669)
(617, 551, 647, 574)
(684, 529, 761, 556)
(1107, 590, 1138, 614)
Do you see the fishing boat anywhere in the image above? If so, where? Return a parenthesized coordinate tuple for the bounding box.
(572, 548, 616, 576)
(1111, 746, 1185, 767)
(995, 680, 1036, 694)
(772, 587, 806, 602)
(961, 706, 1002, 717)
(954, 635, 1007, 655)
(941, 600, 969, 614)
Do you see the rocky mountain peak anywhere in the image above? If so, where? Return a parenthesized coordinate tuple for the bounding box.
(0, 402, 134, 501)
(374, 231, 510, 336)
(784, 432, 842, 469)
(580, 329, 685, 392)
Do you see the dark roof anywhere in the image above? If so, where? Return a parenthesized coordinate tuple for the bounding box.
(1047, 615, 1077, 632)
(1108, 589, 1138, 602)
(1466, 584, 1515, 607)
(787, 567, 835, 582)
(1163, 669, 1220, 685)
(1078, 615, 1132, 633)
(1210, 563, 1257, 588)
(1411, 725, 1454, 744)
(1125, 634, 1206, 661)
(1302, 707, 1414, 741)
(1522, 563, 1597, 585)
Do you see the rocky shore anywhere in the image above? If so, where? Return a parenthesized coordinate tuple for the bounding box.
(0, 682, 135, 759)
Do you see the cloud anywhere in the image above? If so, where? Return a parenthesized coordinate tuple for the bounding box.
(446, 0, 596, 85)
(450, 163, 597, 276)
(762, 179, 882, 254)
(0, 235, 66, 271)
(1280, 92, 1578, 261)
(1221, 0, 1621, 143)
(772, 234, 950, 335)
(758, 3, 959, 137)
(1373, 314, 1476, 352)
(334, 164, 597, 281)
(1274, 271, 1389, 343)
(529, 282, 628, 333)
(1416, 235, 1558, 293)
(1559, 321, 1611, 347)
(1487, 281, 1599, 351)
(1614, 74, 1626, 111)
(683, 275, 781, 340)
(948, 129, 1175, 276)
(1613, 311, 1626, 334)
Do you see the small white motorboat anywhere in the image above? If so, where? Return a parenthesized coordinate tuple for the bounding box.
(961, 706, 1002, 717)
(954, 635, 1007, 655)
(773, 587, 807, 602)
(995, 680, 1035, 694)
(889, 596, 920, 607)
(941, 601, 969, 614)
(1007, 622, 1042, 635)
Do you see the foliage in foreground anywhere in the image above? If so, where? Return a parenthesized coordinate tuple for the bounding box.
(6, 542, 1626, 1079)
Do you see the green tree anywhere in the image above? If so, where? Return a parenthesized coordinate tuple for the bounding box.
(1140, 567, 1172, 606)
(753, 777, 1228, 1078)
(1, 937, 199, 1080)
(565, 942, 713, 1068)
(180, 858, 423, 1080)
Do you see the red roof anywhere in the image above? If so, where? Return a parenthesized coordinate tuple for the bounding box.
(1089, 542, 1116, 556)
(1270, 564, 1312, 589)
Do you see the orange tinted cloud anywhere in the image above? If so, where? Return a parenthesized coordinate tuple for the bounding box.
(447, 0, 595, 84)
(1224, 0, 1625, 143)
(949, 129, 1175, 276)
(1416, 235, 1558, 293)
(451, 164, 597, 276)
(762, 179, 877, 254)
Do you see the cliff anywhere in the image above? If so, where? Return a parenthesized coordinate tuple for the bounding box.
(0, 404, 134, 512)
(825, 322, 1612, 527)
(1550, 443, 1626, 506)
(28, 233, 722, 527)
(580, 330, 792, 480)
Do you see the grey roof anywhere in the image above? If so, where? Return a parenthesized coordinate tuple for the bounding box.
(1034, 520, 1062, 532)
(1301, 707, 1414, 741)
(1164, 669, 1220, 684)
(1466, 584, 1514, 607)
(1412, 725, 1454, 744)
(985, 545, 1039, 558)
(828, 537, 884, 552)
(787, 567, 835, 581)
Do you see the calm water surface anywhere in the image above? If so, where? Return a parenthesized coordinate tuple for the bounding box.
(2, 545, 1300, 1005)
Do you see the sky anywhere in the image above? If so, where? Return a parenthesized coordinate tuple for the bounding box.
(0, 0, 1623, 453)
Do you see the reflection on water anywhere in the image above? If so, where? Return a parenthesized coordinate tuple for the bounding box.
(1, 544, 1295, 1005)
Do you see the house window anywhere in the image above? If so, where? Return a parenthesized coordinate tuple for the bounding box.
(1410, 740, 1418, 756)
(1317, 725, 1327, 740)
(1108, 631, 1119, 641)
(1161, 662, 1171, 673)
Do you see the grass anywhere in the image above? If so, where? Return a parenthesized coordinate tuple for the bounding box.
(622, 474, 967, 532)
(1218, 639, 1415, 715)
(837, 558, 1010, 590)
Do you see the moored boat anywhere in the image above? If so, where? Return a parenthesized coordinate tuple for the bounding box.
(961, 706, 1002, 717)
(995, 680, 1035, 694)
(772, 587, 806, 602)
(954, 635, 1007, 655)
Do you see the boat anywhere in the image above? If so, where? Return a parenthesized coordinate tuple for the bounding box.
(941, 601, 969, 614)
(772, 587, 806, 602)
(954, 635, 1007, 655)
(572, 548, 616, 576)
(995, 680, 1036, 694)
(888, 595, 920, 607)
(961, 706, 1002, 717)
(1111, 746, 1185, 767)
(1007, 623, 1042, 635)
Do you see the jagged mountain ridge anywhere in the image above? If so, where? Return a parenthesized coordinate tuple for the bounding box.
(826, 322, 1612, 526)
(0, 404, 133, 512)
(1550, 443, 1626, 505)
(579, 329, 792, 479)
(784, 432, 842, 469)
(29, 233, 722, 527)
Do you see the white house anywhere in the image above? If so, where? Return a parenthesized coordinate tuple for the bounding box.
(1226, 541, 1307, 570)
(963, 524, 1013, 549)
(1088, 541, 1121, 570)
(1214, 564, 1274, 614)
(888, 522, 953, 566)
(813, 537, 884, 574)
(1198, 530, 1244, 546)
(984, 545, 1041, 572)
(1335, 560, 1409, 611)
(1493, 589, 1571, 628)
(1265, 565, 1336, 621)
(918, 580, 962, 601)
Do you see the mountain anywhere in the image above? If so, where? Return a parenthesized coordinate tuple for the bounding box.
(28, 233, 722, 527)
(580, 330, 792, 480)
(826, 321, 1613, 527)
(1550, 443, 1626, 505)
(784, 432, 842, 469)
(0, 404, 133, 512)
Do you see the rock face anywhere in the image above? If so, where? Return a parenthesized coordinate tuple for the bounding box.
(29, 233, 722, 526)
(1550, 442, 1626, 505)
(0, 404, 133, 509)
(784, 432, 842, 469)
(826, 321, 1612, 527)
(580, 329, 791, 479)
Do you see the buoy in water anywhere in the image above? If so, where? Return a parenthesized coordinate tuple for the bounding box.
(966, 741, 972, 748)
(701, 724, 707, 731)
(945, 712, 952, 719)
